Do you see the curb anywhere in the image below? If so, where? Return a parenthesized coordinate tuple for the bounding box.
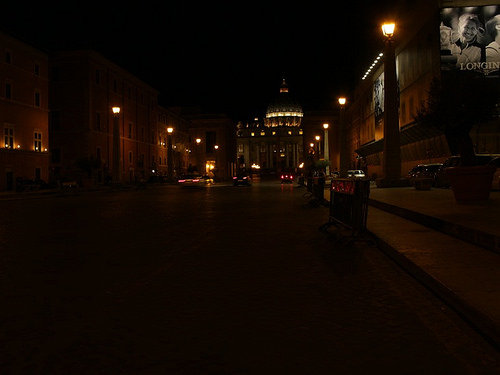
(369, 199, 500, 254)
(371, 230, 500, 349)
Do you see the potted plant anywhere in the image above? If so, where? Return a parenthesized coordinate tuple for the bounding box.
(415, 71, 499, 202)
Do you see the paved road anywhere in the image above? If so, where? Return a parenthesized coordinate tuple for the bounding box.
(1, 183, 500, 374)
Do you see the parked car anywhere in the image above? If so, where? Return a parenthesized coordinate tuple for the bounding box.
(488, 157, 500, 190)
(406, 163, 442, 186)
(280, 170, 295, 183)
(347, 170, 365, 178)
(233, 172, 252, 186)
(434, 154, 499, 188)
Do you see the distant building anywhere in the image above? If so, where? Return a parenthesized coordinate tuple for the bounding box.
(0, 32, 50, 191)
(236, 80, 304, 174)
(171, 107, 236, 180)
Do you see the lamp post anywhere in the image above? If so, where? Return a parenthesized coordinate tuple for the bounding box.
(112, 107, 121, 183)
(379, 22, 402, 187)
(323, 123, 329, 176)
(338, 97, 348, 178)
(195, 138, 202, 173)
(214, 144, 219, 180)
(167, 127, 174, 181)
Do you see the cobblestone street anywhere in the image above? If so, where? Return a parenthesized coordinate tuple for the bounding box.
(2, 183, 500, 374)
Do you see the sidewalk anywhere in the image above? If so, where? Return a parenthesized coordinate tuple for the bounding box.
(365, 186, 500, 348)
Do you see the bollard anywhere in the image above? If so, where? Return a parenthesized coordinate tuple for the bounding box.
(313, 176, 325, 202)
(307, 177, 313, 193)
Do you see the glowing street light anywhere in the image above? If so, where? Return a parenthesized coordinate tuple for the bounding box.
(323, 123, 330, 176)
(112, 106, 121, 183)
(167, 127, 174, 181)
(382, 23, 395, 39)
(338, 98, 348, 178)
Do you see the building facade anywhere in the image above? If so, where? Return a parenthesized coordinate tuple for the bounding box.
(346, 0, 500, 179)
(0, 32, 50, 191)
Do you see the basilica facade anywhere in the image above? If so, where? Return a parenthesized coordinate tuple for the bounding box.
(236, 80, 304, 174)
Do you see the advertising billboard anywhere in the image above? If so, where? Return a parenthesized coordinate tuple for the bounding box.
(440, 5, 500, 75)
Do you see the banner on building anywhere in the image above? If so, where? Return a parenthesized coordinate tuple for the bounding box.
(440, 5, 500, 75)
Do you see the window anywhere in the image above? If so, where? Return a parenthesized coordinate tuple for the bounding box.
(5, 82, 11, 99)
(206, 131, 216, 153)
(34, 63, 40, 76)
(95, 112, 101, 131)
(128, 123, 132, 138)
(95, 69, 100, 85)
(4, 127, 14, 148)
(34, 132, 42, 152)
(129, 151, 133, 163)
(34, 91, 40, 107)
(5, 51, 11, 64)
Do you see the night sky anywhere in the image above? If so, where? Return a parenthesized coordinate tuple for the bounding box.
(2, 1, 396, 121)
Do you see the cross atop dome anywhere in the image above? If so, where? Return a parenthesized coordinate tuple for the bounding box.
(280, 78, 289, 93)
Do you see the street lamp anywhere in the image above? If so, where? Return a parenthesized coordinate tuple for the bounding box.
(112, 107, 121, 183)
(338, 97, 348, 178)
(378, 22, 402, 187)
(381, 23, 395, 39)
(323, 123, 329, 176)
(167, 127, 174, 181)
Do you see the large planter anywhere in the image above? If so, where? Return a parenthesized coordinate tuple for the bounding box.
(446, 165, 496, 202)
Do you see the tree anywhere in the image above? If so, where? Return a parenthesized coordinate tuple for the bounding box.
(415, 71, 499, 166)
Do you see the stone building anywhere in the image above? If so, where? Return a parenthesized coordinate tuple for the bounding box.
(49, 50, 166, 186)
(0, 32, 50, 191)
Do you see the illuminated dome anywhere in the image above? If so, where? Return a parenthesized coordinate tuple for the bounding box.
(265, 79, 303, 127)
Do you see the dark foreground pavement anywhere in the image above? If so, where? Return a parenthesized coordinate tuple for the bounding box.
(1, 183, 500, 374)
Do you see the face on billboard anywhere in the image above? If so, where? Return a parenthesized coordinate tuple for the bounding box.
(440, 5, 500, 75)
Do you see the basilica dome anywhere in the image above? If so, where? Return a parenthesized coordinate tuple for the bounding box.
(264, 79, 303, 127)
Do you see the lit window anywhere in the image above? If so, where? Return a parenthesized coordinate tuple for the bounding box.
(34, 132, 42, 152)
(4, 127, 14, 148)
